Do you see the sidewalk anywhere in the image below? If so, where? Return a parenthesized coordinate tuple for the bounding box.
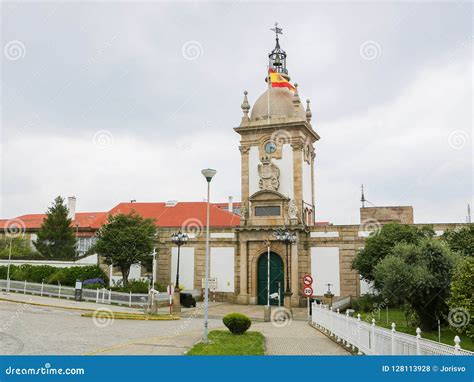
(0, 292, 141, 313)
(180, 302, 309, 321)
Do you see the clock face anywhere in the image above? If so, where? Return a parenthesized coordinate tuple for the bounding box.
(264, 141, 277, 154)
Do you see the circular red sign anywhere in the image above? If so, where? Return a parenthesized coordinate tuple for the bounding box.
(303, 274, 313, 286)
(303, 286, 313, 297)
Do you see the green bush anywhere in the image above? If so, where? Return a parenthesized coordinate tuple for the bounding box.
(223, 313, 251, 335)
(83, 282, 105, 290)
(352, 294, 387, 313)
(0, 264, 108, 287)
(154, 282, 167, 292)
(111, 280, 149, 293)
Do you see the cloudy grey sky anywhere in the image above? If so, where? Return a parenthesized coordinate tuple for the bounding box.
(1, 1, 472, 224)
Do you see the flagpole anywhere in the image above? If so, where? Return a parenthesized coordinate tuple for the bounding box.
(267, 66, 270, 124)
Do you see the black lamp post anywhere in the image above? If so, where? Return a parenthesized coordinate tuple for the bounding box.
(171, 231, 188, 292)
(274, 228, 297, 295)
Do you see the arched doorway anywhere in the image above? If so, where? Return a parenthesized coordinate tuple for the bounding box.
(257, 252, 284, 305)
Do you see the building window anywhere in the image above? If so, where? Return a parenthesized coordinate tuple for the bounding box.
(76, 237, 97, 256)
(255, 206, 281, 216)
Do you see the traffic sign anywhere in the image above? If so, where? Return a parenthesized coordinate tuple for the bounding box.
(303, 274, 313, 286)
(303, 286, 313, 297)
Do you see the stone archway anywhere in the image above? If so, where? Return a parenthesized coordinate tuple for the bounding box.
(256, 251, 284, 305)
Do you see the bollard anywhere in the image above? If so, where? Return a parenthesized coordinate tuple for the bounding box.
(23, 280, 27, 294)
(129, 291, 132, 307)
(41, 281, 44, 297)
(96, 288, 99, 303)
(58, 284, 61, 299)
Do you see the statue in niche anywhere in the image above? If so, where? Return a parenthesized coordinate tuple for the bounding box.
(258, 156, 280, 191)
(288, 199, 298, 220)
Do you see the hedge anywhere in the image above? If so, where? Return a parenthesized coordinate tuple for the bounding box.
(0, 264, 108, 287)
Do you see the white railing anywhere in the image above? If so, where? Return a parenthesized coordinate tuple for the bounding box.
(311, 303, 473, 356)
(0, 279, 201, 308)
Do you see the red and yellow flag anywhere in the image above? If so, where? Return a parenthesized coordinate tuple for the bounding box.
(268, 68, 296, 92)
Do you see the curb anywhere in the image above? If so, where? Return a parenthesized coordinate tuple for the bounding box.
(0, 297, 140, 315)
(81, 312, 180, 321)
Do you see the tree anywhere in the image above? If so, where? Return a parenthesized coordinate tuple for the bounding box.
(33, 196, 77, 260)
(0, 237, 35, 259)
(373, 238, 458, 330)
(92, 212, 156, 285)
(447, 256, 474, 339)
(352, 223, 434, 282)
(443, 224, 474, 257)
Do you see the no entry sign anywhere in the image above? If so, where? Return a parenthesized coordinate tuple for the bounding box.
(303, 274, 313, 286)
(303, 286, 313, 297)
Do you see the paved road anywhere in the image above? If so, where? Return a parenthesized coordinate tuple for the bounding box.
(0, 297, 349, 355)
(0, 300, 223, 355)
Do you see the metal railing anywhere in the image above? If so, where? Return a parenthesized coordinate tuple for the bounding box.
(311, 302, 473, 356)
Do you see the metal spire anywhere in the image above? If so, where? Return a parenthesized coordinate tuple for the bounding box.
(361, 184, 366, 208)
(268, 22, 288, 76)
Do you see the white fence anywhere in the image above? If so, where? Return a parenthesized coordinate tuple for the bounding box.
(311, 303, 473, 356)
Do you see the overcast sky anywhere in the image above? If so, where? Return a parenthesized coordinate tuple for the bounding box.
(1, 1, 472, 225)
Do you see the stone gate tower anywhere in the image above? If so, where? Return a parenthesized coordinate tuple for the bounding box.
(234, 25, 320, 307)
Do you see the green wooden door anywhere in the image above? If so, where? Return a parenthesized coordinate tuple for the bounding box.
(257, 252, 284, 305)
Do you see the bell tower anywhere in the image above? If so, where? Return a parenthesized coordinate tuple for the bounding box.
(235, 25, 320, 228)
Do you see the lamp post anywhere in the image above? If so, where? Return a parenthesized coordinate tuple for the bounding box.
(171, 231, 189, 292)
(274, 228, 296, 309)
(5, 235, 13, 294)
(201, 168, 217, 343)
(324, 283, 334, 309)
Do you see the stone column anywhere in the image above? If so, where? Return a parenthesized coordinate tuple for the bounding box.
(239, 145, 250, 224)
(290, 242, 300, 307)
(292, 142, 304, 221)
(237, 240, 249, 304)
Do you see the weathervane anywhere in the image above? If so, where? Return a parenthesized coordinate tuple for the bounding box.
(270, 22, 283, 41)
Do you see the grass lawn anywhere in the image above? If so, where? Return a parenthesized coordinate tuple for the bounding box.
(186, 330, 265, 355)
(354, 308, 473, 352)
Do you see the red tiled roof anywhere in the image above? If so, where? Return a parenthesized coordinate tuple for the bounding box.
(91, 202, 240, 229)
(2, 212, 107, 230)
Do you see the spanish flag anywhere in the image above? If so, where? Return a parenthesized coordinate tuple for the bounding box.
(268, 68, 296, 92)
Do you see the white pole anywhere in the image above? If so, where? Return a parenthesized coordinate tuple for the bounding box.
(23, 280, 27, 294)
(203, 181, 211, 343)
(96, 288, 99, 303)
(6, 235, 13, 293)
(267, 245, 270, 307)
(152, 248, 156, 289)
(58, 283, 61, 299)
(129, 291, 132, 307)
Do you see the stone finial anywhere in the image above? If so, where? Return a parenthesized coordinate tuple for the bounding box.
(292, 83, 301, 116)
(306, 99, 312, 123)
(241, 90, 250, 123)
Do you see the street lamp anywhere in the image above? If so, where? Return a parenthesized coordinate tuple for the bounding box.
(324, 283, 334, 308)
(201, 168, 217, 343)
(274, 228, 297, 307)
(171, 231, 188, 292)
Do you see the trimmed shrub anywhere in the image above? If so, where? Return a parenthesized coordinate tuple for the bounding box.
(0, 264, 108, 287)
(111, 279, 149, 294)
(223, 313, 251, 335)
